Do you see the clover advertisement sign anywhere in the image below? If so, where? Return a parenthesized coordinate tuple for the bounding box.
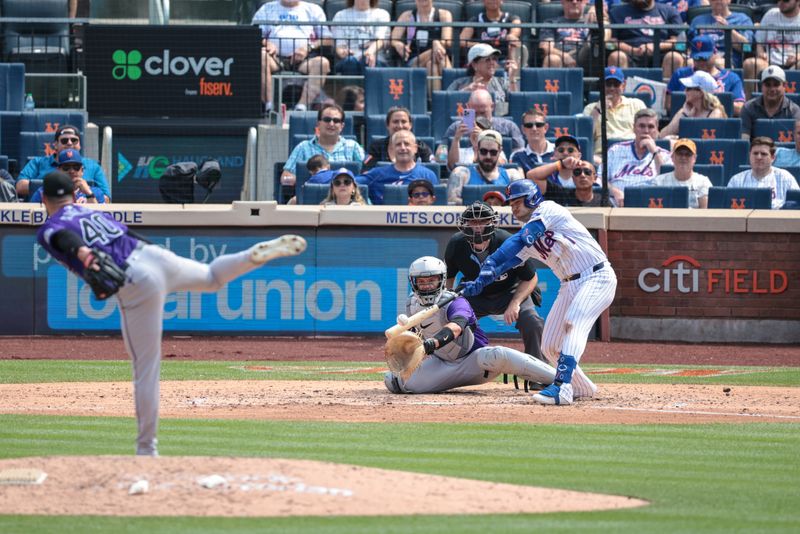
(85, 25, 261, 118)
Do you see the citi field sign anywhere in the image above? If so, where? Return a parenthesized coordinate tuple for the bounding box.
(85, 25, 260, 117)
(637, 255, 788, 294)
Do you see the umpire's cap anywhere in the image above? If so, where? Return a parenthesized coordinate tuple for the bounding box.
(43, 170, 75, 197)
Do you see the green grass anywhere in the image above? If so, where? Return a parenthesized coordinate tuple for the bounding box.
(0, 360, 799, 533)
(1, 360, 799, 386)
(0, 415, 798, 533)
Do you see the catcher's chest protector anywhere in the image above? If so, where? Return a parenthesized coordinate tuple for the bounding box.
(406, 295, 475, 362)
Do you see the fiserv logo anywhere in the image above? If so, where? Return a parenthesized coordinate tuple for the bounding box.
(112, 49, 142, 80)
(112, 49, 234, 80)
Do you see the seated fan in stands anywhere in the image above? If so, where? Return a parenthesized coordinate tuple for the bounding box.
(159, 160, 221, 204)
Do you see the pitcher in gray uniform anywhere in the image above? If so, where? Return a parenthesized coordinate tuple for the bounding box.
(37, 171, 308, 455)
(384, 256, 555, 394)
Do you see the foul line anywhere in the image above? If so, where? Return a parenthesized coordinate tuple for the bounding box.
(595, 406, 800, 420)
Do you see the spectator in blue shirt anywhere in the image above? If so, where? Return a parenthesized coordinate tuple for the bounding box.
(29, 149, 108, 204)
(666, 35, 746, 116)
(15, 125, 110, 201)
(357, 130, 438, 204)
(608, 0, 687, 81)
(688, 0, 753, 69)
(510, 108, 555, 175)
(448, 129, 516, 205)
(657, 0, 705, 23)
(281, 103, 365, 187)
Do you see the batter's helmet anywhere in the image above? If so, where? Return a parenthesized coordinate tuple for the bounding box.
(408, 256, 447, 306)
(457, 201, 498, 247)
(505, 180, 543, 209)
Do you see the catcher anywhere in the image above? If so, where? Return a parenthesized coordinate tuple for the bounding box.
(384, 256, 556, 394)
(37, 171, 308, 455)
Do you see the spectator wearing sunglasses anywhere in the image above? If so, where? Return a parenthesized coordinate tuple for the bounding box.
(582, 67, 645, 164)
(532, 160, 602, 207)
(510, 109, 555, 174)
(356, 130, 438, 205)
(525, 135, 584, 189)
(281, 104, 365, 187)
(16, 125, 110, 202)
(29, 149, 108, 204)
(407, 179, 436, 206)
(321, 168, 366, 205)
(448, 130, 514, 205)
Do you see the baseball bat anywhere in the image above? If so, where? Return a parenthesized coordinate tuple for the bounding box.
(384, 290, 462, 339)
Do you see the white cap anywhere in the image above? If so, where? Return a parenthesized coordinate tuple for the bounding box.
(679, 70, 718, 93)
(761, 65, 787, 83)
(468, 43, 501, 64)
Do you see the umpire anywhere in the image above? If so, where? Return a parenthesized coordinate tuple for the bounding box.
(444, 201, 545, 362)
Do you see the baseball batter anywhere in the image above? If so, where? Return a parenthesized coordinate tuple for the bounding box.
(37, 171, 308, 455)
(462, 180, 617, 405)
(384, 256, 555, 394)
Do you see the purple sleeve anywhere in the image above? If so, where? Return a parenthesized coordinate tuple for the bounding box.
(446, 297, 477, 329)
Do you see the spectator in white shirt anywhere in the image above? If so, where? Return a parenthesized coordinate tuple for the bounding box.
(333, 0, 392, 75)
(653, 139, 713, 208)
(728, 136, 800, 209)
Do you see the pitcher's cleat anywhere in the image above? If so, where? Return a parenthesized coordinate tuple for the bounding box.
(532, 383, 574, 405)
(250, 235, 307, 264)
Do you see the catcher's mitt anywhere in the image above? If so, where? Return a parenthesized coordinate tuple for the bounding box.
(384, 331, 426, 381)
(83, 248, 127, 300)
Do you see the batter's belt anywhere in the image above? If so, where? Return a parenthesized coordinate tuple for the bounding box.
(562, 262, 606, 283)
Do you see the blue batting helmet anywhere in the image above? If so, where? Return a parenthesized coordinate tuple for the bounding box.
(505, 180, 543, 208)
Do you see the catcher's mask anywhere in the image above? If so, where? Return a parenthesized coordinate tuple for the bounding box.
(457, 201, 498, 249)
(408, 256, 447, 306)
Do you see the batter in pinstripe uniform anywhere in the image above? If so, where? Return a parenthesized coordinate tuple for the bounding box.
(462, 180, 617, 405)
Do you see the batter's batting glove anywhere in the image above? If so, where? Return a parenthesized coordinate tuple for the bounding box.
(422, 338, 437, 355)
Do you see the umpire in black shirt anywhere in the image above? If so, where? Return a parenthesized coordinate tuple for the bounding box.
(444, 201, 545, 362)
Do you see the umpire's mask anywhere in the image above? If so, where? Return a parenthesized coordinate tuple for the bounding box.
(457, 201, 499, 249)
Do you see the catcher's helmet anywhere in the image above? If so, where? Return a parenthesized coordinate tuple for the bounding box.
(408, 256, 447, 306)
(505, 180, 543, 209)
(457, 201, 498, 247)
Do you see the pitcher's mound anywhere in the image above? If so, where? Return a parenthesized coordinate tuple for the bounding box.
(0, 456, 647, 517)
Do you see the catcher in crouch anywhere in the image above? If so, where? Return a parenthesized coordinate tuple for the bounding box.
(36, 171, 307, 456)
(384, 256, 556, 394)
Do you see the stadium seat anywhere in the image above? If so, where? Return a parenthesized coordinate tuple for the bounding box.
(624, 186, 690, 208)
(2, 0, 71, 73)
(0, 111, 22, 166)
(543, 115, 594, 141)
(520, 68, 584, 114)
(20, 110, 86, 133)
(382, 183, 446, 205)
(289, 112, 353, 139)
(787, 189, 800, 203)
(622, 67, 665, 82)
(752, 119, 797, 143)
(295, 160, 362, 204)
(508, 91, 572, 121)
(536, 2, 565, 27)
(670, 92, 734, 118)
(364, 113, 431, 142)
(394, 0, 464, 20)
(708, 187, 772, 209)
(364, 68, 428, 116)
(659, 164, 726, 187)
(431, 90, 472, 143)
(0, 63, 25, 111)
(693, 139, 749, 185)
(18, 131, 56, 163)
(302, 183, 369, 205)
(781, 166, 800, 183)
(678, 118, 742, 140)
(461, 184, 508, 205)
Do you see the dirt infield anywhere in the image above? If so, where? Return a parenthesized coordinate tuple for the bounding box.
(1, 336, 797, 518)
(0, 456, 648, 518)
(1, 336, 798, 366)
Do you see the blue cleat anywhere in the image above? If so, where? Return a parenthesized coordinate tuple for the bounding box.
(533, 383, 573, 405)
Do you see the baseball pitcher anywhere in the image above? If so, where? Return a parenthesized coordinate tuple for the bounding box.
(37, 171, 308, 455)
(383, 256, 555, 394)
(463, 180, 617, 406)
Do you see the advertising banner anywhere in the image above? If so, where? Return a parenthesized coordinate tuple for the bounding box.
(85, 25, 261, 118)
(112, 135, 247, 203)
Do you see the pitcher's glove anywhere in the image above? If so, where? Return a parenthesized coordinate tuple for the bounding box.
(82, 248, 126, 300)
(384, 331, 427, 381)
